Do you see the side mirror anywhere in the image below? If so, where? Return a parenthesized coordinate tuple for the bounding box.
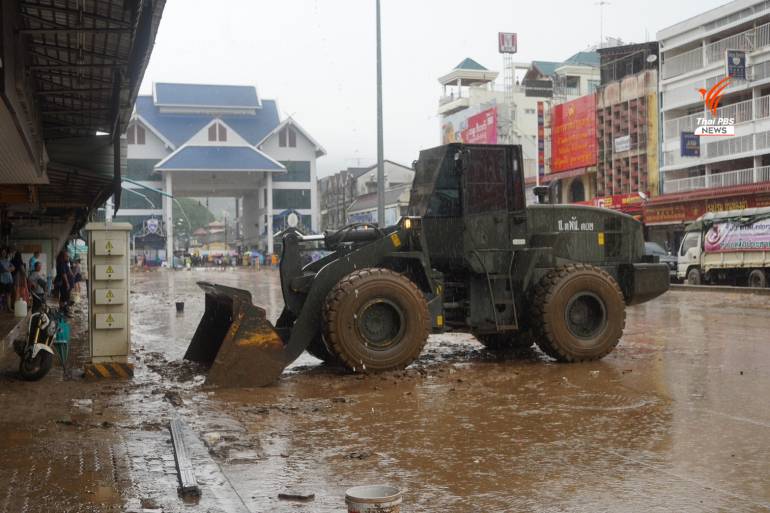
(533, 186, 550, 204)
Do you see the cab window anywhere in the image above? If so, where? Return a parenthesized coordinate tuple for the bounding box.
(680, 232, 699, 256)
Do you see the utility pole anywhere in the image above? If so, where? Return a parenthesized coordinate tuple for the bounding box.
(596, 1, 610, 49)
(375, 0, 385, 226)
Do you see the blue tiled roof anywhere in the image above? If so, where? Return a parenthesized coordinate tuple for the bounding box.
(154, 83, 259, 108)
(135, 96, 280, 147)
(156, 146, 284, 171)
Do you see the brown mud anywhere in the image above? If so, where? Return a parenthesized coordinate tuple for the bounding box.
(0, 268, 768, 512)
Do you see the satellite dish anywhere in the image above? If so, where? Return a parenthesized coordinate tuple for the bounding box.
(646, 54, 658, 63)
(287, 212, 299, 228)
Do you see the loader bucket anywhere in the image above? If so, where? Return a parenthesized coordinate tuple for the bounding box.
(184, 282, 288, 387)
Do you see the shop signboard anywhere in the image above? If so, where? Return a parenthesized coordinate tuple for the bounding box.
(613, 135, 631, 153)
(595, 193, 645, 212)
(644, 194, 770, 224)
(726, 50, 746, 80)
(551, 95, 597, 172)
(681, 132, 700, 157)
(498, 32, 517, 54)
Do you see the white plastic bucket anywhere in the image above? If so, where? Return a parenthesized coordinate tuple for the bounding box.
(13, 299, 27, 318)
(345, 485, 402, 513)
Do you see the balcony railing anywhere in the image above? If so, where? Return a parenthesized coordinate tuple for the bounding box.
(663, 165, 770, 194)
(664, 21, 770, 79)
(663, 47, 704, 79)
(664, 95, 770, 140)
(705, 26, 758, 64)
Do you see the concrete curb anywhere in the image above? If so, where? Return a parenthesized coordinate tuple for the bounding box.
(670, 284, 770, 296)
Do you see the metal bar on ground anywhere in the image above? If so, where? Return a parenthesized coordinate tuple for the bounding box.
(169, 418, 201, 498)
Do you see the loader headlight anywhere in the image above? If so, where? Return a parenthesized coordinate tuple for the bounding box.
(404, 218, 412, 230)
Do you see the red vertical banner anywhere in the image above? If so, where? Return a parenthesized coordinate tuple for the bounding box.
(550, 94, 597, 172)
(537, 101, 545, 178)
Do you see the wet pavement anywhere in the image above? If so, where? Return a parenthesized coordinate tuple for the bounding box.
(0, 267, 768, 512)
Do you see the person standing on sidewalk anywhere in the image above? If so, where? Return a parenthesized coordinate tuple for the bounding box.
(55, 250, 74, 315)
(28, 251, 40, 274)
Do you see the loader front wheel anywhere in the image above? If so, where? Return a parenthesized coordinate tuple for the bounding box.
(323, 268, 429, 372)
(531, 264, 625, 362)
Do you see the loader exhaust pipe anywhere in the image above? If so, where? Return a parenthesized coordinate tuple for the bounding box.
(184, 282, 288, 388)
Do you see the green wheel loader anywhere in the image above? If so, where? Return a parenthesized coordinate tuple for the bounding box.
(186, 144, 669, 387)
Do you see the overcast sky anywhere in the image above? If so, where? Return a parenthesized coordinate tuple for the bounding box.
(139, 0, 729, 177)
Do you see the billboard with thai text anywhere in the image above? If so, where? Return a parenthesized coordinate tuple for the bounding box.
(550, 95, 597, 172)
(441, 101, 498, 145)
(704, 219, 770, 252)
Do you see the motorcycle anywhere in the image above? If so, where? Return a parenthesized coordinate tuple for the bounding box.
(13, 292, 67, 381)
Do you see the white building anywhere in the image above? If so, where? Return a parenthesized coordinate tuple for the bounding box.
(117, 82, 325, 261)
(437, 55, 600, 182)
(658, 0, 770, 195)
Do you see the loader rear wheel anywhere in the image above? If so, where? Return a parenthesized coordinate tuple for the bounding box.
(476, 331, 533, 351)
(323, 268, 429, 372)
(531, 264, 625, 362)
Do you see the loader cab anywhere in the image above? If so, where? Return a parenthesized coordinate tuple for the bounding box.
(408, 143, 526, 269)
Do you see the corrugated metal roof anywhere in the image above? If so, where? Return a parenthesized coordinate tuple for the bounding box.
(136, 95, 280, 147)
(154, 83, 260, 108)
(156, 146, 284, 171)
(8, 0, 166, 230)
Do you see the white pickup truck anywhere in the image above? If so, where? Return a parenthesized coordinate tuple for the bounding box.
(677, 206, 770, 287)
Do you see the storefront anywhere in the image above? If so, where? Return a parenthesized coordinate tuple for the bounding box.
(644, 187, 770, 252)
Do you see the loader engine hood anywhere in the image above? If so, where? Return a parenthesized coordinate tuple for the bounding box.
(526, 204, 645, 265)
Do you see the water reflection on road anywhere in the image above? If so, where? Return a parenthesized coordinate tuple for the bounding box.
(131, 268, 770, 512)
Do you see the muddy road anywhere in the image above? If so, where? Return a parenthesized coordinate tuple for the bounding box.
(0, 268, 768, 512)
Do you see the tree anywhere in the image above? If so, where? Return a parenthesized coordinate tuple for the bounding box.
(173, 198, 214, 240)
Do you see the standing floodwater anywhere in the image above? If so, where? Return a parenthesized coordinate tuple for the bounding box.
(0, 268, 768, 512)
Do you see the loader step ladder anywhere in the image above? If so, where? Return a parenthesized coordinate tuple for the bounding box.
(470, 249, 519, 331)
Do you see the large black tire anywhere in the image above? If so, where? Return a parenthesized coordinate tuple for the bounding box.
(323, 268, 429, 372)
(276, 307, 338, 364)
(687, 268, 702, 285)
(748, 269, 768, 288)
(19, 351, 53, 381)
(305, 335, 339, 364)
(531, 264, 625, 362)
(476, 331, 533, 351)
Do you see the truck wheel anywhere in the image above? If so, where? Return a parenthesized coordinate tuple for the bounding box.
(476, 331, 533, 351)
(531, 264, 625, 362)
(323, 268, 429, 372)
(686, 268, 702, 285)
(748, 269, 768, 288)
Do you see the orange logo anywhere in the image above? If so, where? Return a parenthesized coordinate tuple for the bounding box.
(698, 76, 731, 116)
